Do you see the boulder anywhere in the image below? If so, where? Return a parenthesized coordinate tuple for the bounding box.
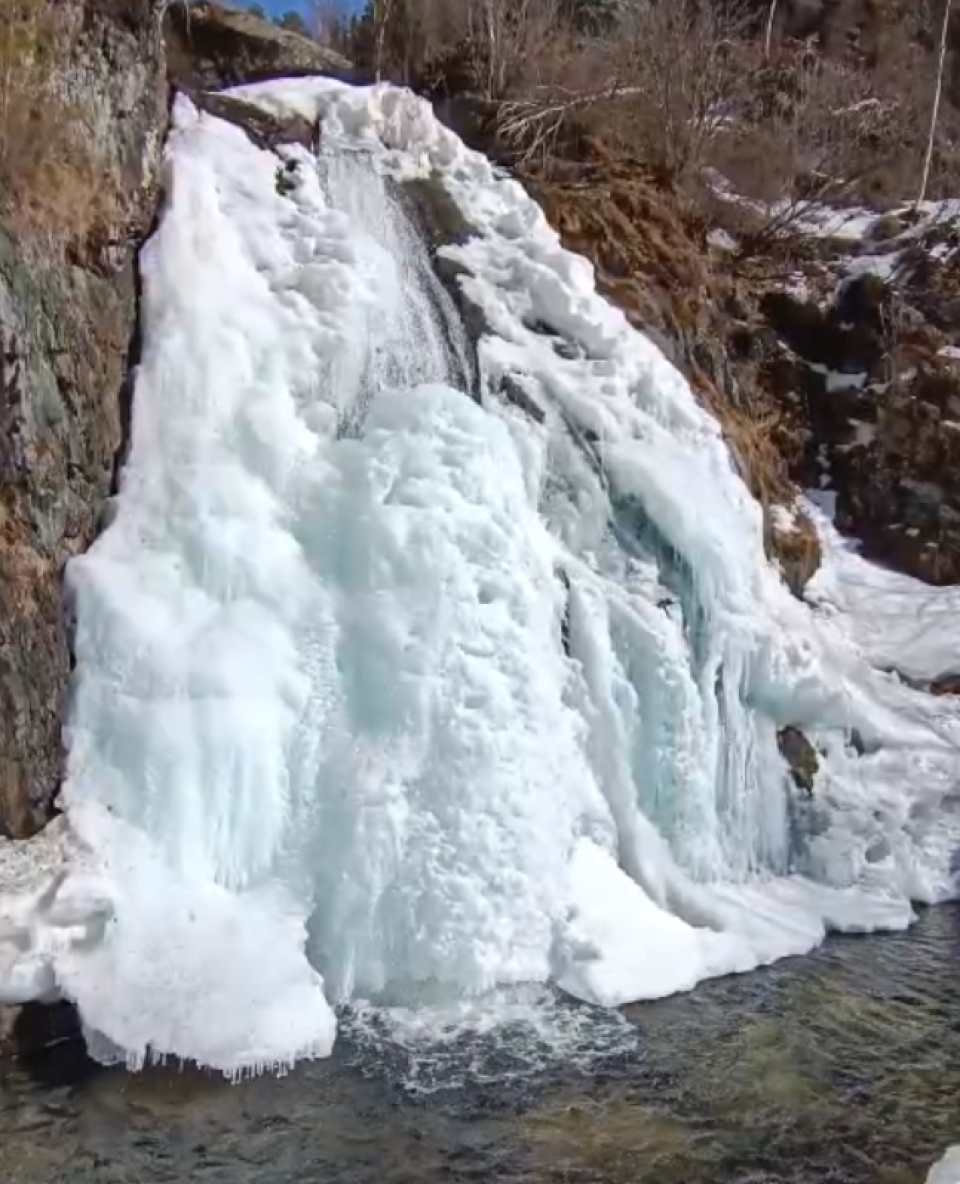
(191, 90, 319, 153)
(777, 727, 819, 795)
(164, 1, 354, 92)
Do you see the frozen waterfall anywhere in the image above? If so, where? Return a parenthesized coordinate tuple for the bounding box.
(1, 78, 959, 1075)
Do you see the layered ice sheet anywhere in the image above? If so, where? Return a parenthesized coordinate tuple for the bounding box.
(2, 80, 959, 1073)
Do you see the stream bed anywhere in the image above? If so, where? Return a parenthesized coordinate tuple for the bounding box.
(2, 904, 959, 1184)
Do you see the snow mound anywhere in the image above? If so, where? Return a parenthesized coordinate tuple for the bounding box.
(1, 80, 958, 1074)
(928, 1147, 960, 1184)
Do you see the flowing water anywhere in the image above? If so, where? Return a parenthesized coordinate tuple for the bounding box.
(2, 907, 958, 1183)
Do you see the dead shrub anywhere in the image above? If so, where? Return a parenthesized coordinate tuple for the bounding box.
(697, 35, 946, 257)
(493, 0, 760, 179)
(609, 1, 757, 187)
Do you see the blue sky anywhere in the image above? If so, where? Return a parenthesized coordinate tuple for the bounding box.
(257, 0, 308, 14)
(237, 0, 362, 15)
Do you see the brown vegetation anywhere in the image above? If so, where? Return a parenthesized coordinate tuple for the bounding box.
(330, 0, 960, 223)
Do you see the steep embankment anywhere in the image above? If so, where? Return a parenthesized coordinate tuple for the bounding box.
(0, 0, 166, 838)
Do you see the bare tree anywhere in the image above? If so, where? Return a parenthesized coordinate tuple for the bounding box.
(614, 0, 756, 184)
(308, 0, 340, 45)
(375, 0, 397, 81)
(495, 0, 757, 179)
(725, 49, 920, 255)
(763, 0, 778, 58)
(918, 0, 953, 206)
(463, 0, 566, 102)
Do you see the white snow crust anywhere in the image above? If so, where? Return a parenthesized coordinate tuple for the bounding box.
(929, 1147, 960, 1184)
(1, 79, 959, 1074)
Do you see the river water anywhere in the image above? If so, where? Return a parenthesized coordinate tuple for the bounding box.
(2, 905, 958, 1184)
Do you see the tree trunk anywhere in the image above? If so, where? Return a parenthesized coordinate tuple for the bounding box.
(764, 0, 778, 59)
(374, 0, 394, 82)
(918, 0, 953, 206)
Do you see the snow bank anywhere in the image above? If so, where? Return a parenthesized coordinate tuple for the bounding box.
(806, 501, 960, 685)
(1, 80, 958, 1074)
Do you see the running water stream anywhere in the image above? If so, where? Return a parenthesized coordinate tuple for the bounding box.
(2, 908, 959, 1183)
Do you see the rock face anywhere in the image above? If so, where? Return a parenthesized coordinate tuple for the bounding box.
(165, 1, 354, 91)
(0, 0, 167, 837)
(755, 224, 960, 585)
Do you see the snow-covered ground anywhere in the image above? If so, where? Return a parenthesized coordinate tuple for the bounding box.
(806, 498, 960, 685)
(1, 79, 959, 1076)
(707, 171, 960, 296)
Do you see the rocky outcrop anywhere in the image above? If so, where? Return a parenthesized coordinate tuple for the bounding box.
(165, 1, 353, 92)
(752, 222, 960, 585)
(0, 0, 167, 837)
(777, 727, 820, 795)
(191, 90, 319, 153)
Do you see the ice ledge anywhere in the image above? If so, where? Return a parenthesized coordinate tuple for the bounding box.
(0, 819, 112, 1007)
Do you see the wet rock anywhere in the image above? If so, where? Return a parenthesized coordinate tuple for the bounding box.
(191, 90, 319, 154)
(0, 1005, 17, 1057)
(399, 175, 484, 394)
(164, 1, 354, 92)
(767, 506, 822, 597)
(0, 1000, 85, 1066)
(778, 727, 819, 794)
(929, 674, 960, 697)
(400, 175, 477, 251)
(498, 375, 546, 424)
(849, 728, 869, 756)
(8, 1002, 82, 1060)
(835, 272, 889, 329)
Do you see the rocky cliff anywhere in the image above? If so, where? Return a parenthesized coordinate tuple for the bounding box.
(2, 0, 958, 848)
(0, 0, 167, 837)
(0, 0, 361, 841)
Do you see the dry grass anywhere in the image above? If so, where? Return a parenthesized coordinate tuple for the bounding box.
(0, 0, 117, 245)
(765, 505, 823, 594)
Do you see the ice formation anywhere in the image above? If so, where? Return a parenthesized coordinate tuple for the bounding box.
(1, 79, 959, 1074)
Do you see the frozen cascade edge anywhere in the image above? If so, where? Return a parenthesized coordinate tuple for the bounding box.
(0, 79, 958, 1074)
